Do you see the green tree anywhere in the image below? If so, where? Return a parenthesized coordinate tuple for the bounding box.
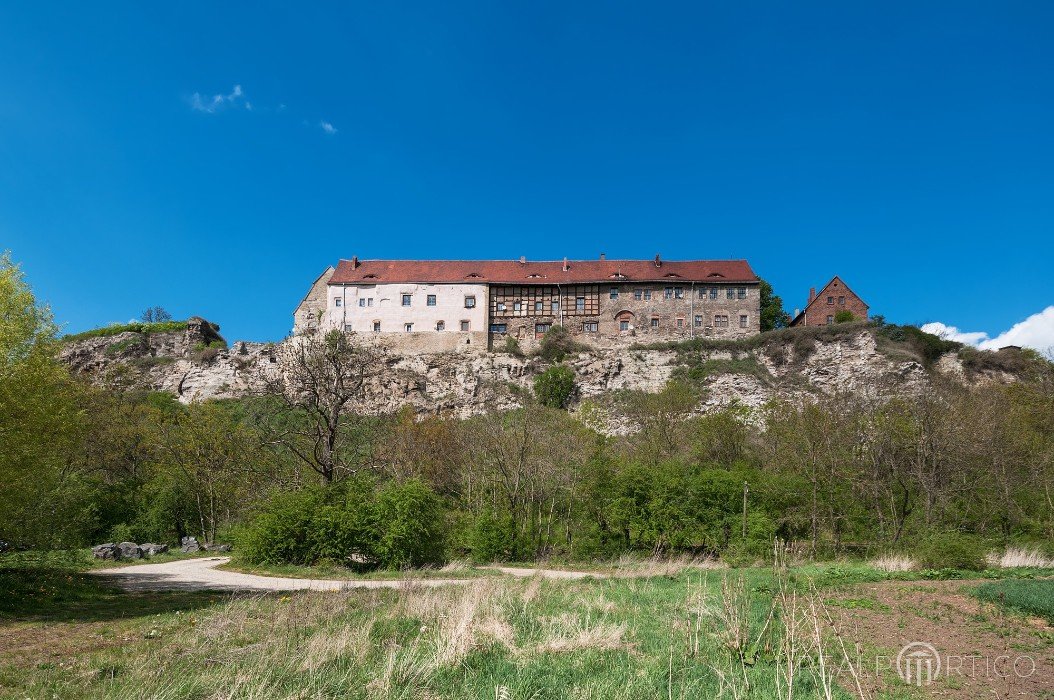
(834, 310, 856, 323)
(0, 253, 89, 547)
(759, 278, 791, 331)
(534, 364, 576, 408)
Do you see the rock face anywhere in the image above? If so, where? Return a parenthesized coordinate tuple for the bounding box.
(61, 320, 1019, 432)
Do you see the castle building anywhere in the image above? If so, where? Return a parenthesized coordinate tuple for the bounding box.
(789, 276, 869, 327)
(294, 256, 761, 350)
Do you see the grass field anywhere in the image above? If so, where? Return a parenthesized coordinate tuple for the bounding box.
(973, 579, 1054, 623)
(2, 553, 1052, 699)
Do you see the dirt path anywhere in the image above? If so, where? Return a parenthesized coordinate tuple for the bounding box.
(92, 557, 605, 592)
(826, 578, 1054, 699)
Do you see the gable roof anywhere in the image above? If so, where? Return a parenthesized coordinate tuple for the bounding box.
(807, 276, 869, 311)
(329, 259, 758, 285)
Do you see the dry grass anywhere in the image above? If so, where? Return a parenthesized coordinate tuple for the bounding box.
(534, 612, 629, 654)
(868, 554, 917, 572)
(613, 553, 726, 578)
(987, 546, 1054, 569)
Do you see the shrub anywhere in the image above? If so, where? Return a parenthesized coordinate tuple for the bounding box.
(534, 364, 576, 408)
(538, 325, 586, 362)
(915, 531, 988, 571)
(502, 336, 524, 357)
(834, 310, 855, 324)
(237, 488, 323, 565)
(372, 479, 446, 568)
(469, 511, 516, 563)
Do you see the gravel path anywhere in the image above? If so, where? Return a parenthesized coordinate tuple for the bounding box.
(92, 557, 605, 592)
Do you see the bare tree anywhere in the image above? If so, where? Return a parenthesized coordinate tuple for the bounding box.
(264, 330, 383, 483)
(140, 306, 172, 323)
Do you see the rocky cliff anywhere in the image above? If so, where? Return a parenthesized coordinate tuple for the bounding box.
(61, 318, 1029, 431)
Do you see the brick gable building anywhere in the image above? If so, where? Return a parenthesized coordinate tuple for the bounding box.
(789, 276, 869, 327)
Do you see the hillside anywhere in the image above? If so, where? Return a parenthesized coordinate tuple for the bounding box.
(59, 319, 1041, 428)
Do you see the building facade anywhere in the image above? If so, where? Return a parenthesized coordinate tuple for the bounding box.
(789, 276, 869, 327)
(294, 256, 761, 350)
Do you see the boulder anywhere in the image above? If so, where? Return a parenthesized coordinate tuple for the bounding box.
(117, 542, 143, 559)
(180, 536, 201, 553)
(140, 543, 169, 556)
(91, 543, 120, 560)
(204, 543, 232, 553)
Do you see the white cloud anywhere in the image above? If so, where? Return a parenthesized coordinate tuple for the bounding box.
(922, 306, 1054, 352)
(319, 120, 338, 135)
(189, 84, 246, 113)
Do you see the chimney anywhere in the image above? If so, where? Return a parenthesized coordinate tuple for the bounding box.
(599, 252, 606, 261)
(519, 255, 526, 265)
(654, 254, 662, 267)
(352, 255, 359, 269)
(807, 287, 816, 304)
(562, 256, 569, 272)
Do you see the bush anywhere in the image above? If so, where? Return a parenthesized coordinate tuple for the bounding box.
(63, 321, 189, 342)
(502, 336, 524, 357)
(834, 310, 855, 324)
(534, 364, 576, 408)
(538, 325, 585, 362)
(469, 511, 516, 562)
(237, 479, 447, 569)
(373, 479, 447, 568)
(915, 531, 988, 571)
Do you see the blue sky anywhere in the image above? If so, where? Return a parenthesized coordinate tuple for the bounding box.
(2, 2, 1053, 344)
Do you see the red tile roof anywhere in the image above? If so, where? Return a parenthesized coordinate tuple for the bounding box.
(330, 258, 758, 285)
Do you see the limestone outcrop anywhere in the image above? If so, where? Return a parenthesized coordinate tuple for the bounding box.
(60, 319, 1022, 432)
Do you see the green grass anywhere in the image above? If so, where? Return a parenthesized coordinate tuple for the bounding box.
(218, 556, 497, 581)
(62, 320, 189, 342)
(972, 579, 1054, 623)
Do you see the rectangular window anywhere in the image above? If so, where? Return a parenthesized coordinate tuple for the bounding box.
(401, 294, 412, 306)
(664, 287, 673, 299)
(694, 315, 702, 327)
(497, 302, 507, 312)
(651, 317, 660, 328)
(676, 317, 684, 327)
(535, 301, 544, 312)
(827, 296, 834, 304)
(513, 301, 522, 312)
(575, 297, 585, 311)
(826, 315, 834, 325)
(490, 323, 507, 333)
(465, 295, 476, 308)
(404, 323, 413, 332)
(427, 294, 437, 306)
(617, 320, 628, 331)
(334, 297, 342, 307)
(644, 289, 652, 301)
(551, 300, 560, 312)
(436, 320, 445, 331)
(536, 323, 552, 335)
(737, 287, 747, 299)
(715, 314, 729, 328)
(726, 288, 734, 300)
(460, 320, 470, 331)
(358, 298, 365, 307)
(344, 324, 353, 332)
(583, 321, 598, 332)
(674, 287, 684, 299)
(373, 321, 381, 332)
(698, 288, 706, 299)
(610, 287, 619, 299)
(634, 289, 643, 300)
(838, 296, 845, 305)
(710, 288, 718, 300)
(740, 314, 748, 328)
(367, 298, 373, 307)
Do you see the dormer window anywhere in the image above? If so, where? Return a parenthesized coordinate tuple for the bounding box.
(707, 273, 724, 278)
(664, 273, 681, 278)
(526, 273, 543, 279)
(363, 274, 377, 279)
(466, 273, 483, 279)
